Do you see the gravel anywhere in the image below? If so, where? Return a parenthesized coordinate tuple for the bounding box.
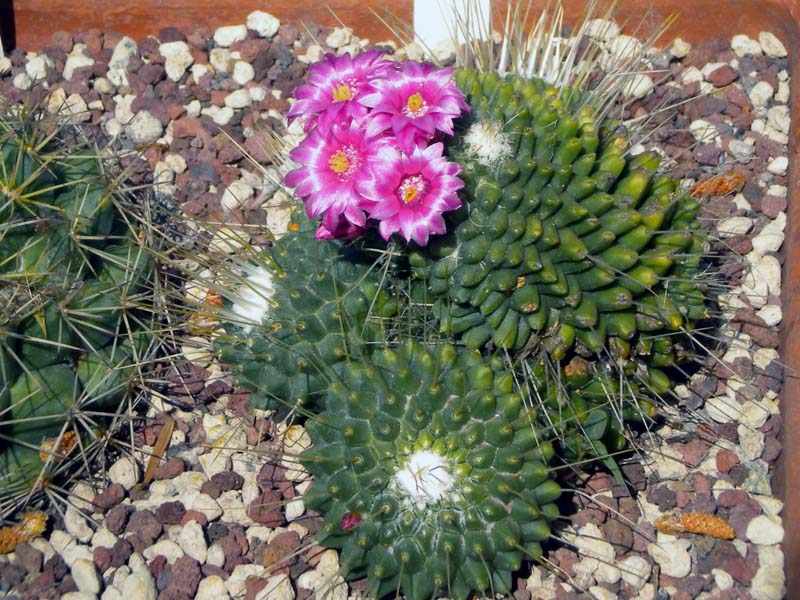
(0, 11, 790, 600)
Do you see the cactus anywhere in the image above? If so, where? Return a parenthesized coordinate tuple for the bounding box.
(215, 215, 398, 414)
(410, 71, 708, 385)
(300, 339, 561, 600)
(0, 102, 158, 517)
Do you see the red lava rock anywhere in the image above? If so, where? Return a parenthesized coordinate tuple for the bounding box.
(200, 479, 223, 499)
(244, 577, 269, 600)
(159, 27, 187, 43)
(162, 556, 202, 599)
(180, 509, 209, 527)
(92, 482, 126, 512)
(649, 485, 677, 511)
(761, 194, 787, 219)
(153, 457, 186, 481)
(50, 31, 75, 53)
(694, 143, 722, 165)
(201, 564, 229, 579)
(211, 471, 245, 492)
(104, 503, 135, 535)
(762, 435, 782, 463)
(676, 438, 711, 467)
(126, 509, 163, 544)
(155, 500, 187, 525)
(149, 553, 169, 580)
(110, 538, 134, 568)
(93, 546, 113, 573)
(13, 542, 43, 574)
(707, 64, 739, 87)
(716, 449, 741, 473)
(75, 29, 104, 55)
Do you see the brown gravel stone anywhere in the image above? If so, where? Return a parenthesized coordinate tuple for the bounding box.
(104, 503, 135, 535)
(93, 546, 113, 573)
(153, 457, 186, 480)
(93, 482, 126, 512)
(126, 509, 163, 544)
(14, 542, 43, 574)
(180, 509, 209, 527)
(716, 449, 741, 473)
(707, 64, 739, 86)
(155, 500, 187, 525)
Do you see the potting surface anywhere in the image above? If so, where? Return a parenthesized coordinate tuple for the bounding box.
(0, 9, 794, 600)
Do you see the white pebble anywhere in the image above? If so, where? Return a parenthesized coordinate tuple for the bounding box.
(143, 539, 185, 563)
(126, 111, 164, 145)
(766, 105, 791, 135)
(285, 497, 305, 522)
(298, 44, 325, 65)
(766, 156, 788, 176)
(209, 48, 234, 73)
(71, 559, 101, 594)
(221, 180, 256, 211)
(63, 44, 94, 80)
(109, 36, 139, 72)
(728, 138, 755, 162)
(689, 119, 718, 143)
(0, 57, 11, 76)
(197, 575, 231, 600)
(13, 72, 33, 90)
(177, 520, 208, 563)
(207, 544, 226, 568)
(201, 105, 234, 126)
(64, 506, 93, 543)
(622, 74, 654, 99)
(604, 34, 643, 65)
(717, 216, 753, 238)
(199, 451, 232, 477)
(585, 19, 621, 42)
(776, 80, 790, 103)
(750, 215, 786, 259)
(163, 152, 187, 174)
(184, 99, 202, 118)
(749, 81, 774, 109)
(757, 305, 782, 326)
(94, 77, 115, 95)
(768, 184, 787, 198)
(647, 539, 692, 578)
(746, 515, 784, 545)
(191, 492, 223, 521)
(232, 61, 255, 85)
(91, 527, 118, 549)
(62, 594, 96, 600)
(160, 41, 194, 82)
(758, 31, 787, 58)
(214, 25, 248, 48)
(731, 34, 763, 57)
(248, 86, 267, 103)
(109, 457, 140, 490)
(325, 27, 352, 49)
(25, 52, 54, 80)
(121, 569, 157, 600)
(247, 11, 280, 38)
(738, 424, 765, 461)
(254, 574, 295, 600)
(225, 89, 252, 109)
(681, 67, 703, 85)
(712, 568, 735, 590)
(669, 37, 691, 58)
(706, 395, 743, 424)
(226, 564, 268, 597)
(751, 545, 785, 600)
(619, 555, 650, 589)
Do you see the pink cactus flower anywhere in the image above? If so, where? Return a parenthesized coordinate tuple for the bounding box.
(361, 142, 464, 246)
(315, 211, 365, 240)
(359, 62, 469, 150)
(284, 120, 391, 233)
(340, 511, 362, 531)
(286, 50, 394, 131)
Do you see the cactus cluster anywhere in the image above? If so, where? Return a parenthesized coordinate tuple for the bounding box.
(215, 217, 398, 414)
(0, 105, 157, 515)
(301, 339, 561, 600)
(410, 71, 707, 386)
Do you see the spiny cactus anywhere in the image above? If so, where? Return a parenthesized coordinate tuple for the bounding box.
(215, 215, 398, 414)
(0, 103, 158, 517)
(410, 71, 708, 385)
(301, 339, 561, 600)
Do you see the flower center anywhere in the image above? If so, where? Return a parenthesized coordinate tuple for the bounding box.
(398, 174, 427, 205)
(328, 145, 361, 180)
(393, 450, 455, 508)
(332, 82, 353, 102)
(403, 92, 429, 118)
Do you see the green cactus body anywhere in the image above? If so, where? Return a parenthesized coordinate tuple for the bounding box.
(216, 219, 397, 413)
(0, 106, 158, 516)
(301, 339, 560, 600)
(411, 71, 707, 378)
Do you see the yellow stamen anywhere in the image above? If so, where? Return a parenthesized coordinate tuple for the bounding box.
(407, 92, 424, 113)
(329, 150, 350, 174)
(332, 83, 352, 101)
(402, 187, 418, 204)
